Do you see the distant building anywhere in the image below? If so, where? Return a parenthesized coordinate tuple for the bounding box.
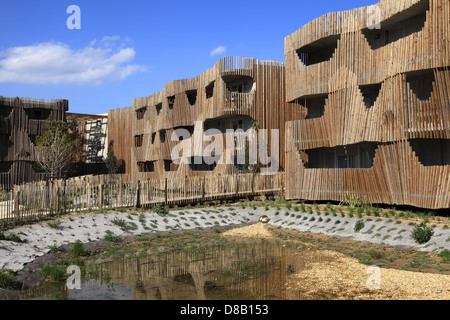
(0, 96, 67, 188)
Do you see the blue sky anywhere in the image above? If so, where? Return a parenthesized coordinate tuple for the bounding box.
(0, 0, 377, 115)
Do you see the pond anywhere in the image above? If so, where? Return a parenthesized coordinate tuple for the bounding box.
(18, 238, 331, 300)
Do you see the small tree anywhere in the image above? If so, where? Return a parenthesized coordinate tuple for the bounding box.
(35, 121, 81, 179)
(105, 149, 119, 174)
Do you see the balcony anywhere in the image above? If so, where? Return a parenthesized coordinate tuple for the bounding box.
(223, 91, 255, 114)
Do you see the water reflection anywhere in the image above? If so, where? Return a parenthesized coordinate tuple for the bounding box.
(20, 239, 330, 300)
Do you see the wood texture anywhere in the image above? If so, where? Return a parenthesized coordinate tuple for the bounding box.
(284, 0, 450, 209)
(108, 56, 286, 182)
(0, 96, 68, 189)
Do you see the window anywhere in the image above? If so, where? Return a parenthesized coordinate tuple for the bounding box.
(410, 139, 450, 166)
(296, 35, 340, 66)
(160, 130, 166, 143)
(186, 90, 197, 106)
(206, 81, 215, 99)
(155, 103, 162, 116)
(164, 160, 179, 172)
(299, 94, 327, 119)
(137, 161, 155, 172)
(189, 156, 217, 172)
(362, 0, 428, 50)
(151, 132, 156, 144)
(167, 96, 175, 109)
(359, 83, 382, 108)
(134, 134, 143, 148)
(306, 143, 377, 169)
(406, 70, 435, 101)
(136, 107, 146, 120)
(26, 109, 51, 120)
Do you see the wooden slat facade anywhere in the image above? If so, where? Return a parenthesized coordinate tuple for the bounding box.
(284, 0, 450, 209)
(0, 96, 68, 189)
(108, 56, 287, 182)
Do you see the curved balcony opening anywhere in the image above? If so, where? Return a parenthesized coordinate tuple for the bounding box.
(359, 82, 382, 108)
(0, 106, 12, 118)
(0, 161, 12, 173)
(25, 108, 51, 120)
(406, 69, 435, 101)
(173, 125, 194, 141)
(186, 90, 197, 106)
(296, 34, 340, 66)
(410, 139, 450, 166)
(305, 142, 378, 169)
(298, 94, 328, 119)
(160, 130, 166, 143)
(362, 0, 428, 50)
(137, 161, 155, 173)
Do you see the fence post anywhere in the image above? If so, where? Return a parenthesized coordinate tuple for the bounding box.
(14, 185, 20, 222)
(98, 183, 103, 209)
(136, 180, 141, 208)
(164, 178, 168, 205)
(202, 176, 205, 201)
(119, 181, 123, 207)
(235, 173, 238, 196)
(251, 172, 255, 194)
(86, 183, 91, 210)
(184, 176, 187, 199)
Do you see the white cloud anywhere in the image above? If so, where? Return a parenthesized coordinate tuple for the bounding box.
(210, 45, 227, 57)
(0, 38, 147, 85)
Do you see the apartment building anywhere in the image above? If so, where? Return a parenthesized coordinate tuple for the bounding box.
(284, 0, 450, 209)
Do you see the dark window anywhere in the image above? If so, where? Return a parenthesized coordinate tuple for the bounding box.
(299, 94, 327, 119)
(362, 0, 428, 50)
(189, 156, 217, 172)
(406, 70, 435, 101)
(410, 139, 450, 166)
(186, 90, 197, 106)
(306, 143, 377, 169)
(134, 134, 143, 148)
(151, 132, 156, 144)
(136, 107, 146, 120)
(206, 81, 215, 99)
(167, 96, 175, 109)
(359, 83, 382, 108)
(160, 130, 166, 143)
(296, 35, 340, 66)
(137, 161, 155, 172)
(155, 103, 162, 116)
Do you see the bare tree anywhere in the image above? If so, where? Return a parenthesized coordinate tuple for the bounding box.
(35, 121, 81, 179)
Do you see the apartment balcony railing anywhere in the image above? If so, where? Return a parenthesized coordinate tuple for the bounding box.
(223, 91, 255, 114)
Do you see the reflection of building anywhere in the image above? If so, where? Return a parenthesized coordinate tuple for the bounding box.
(0, 96, 67, 188)
(284, 0, 450, 209)
(108, 57, 288, 181)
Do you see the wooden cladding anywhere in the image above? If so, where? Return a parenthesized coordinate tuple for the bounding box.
(284, 0, 450, 209)
(109, 56, 286, 182)
(0, 96, 67, 188)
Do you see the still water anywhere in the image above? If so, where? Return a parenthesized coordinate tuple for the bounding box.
(20, 239, 328, 300)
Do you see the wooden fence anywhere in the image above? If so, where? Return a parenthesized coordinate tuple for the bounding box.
(0, 172, 283, 227)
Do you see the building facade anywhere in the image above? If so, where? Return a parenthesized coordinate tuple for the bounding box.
(0, 96, 68, 188)
(109, 56, 288, 182)
(284, 0, 450, 209)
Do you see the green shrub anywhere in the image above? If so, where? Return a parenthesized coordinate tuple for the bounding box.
(104, 230, 122, 243)
(0, 269, 15, 288)
(369, 250, 385, 259)
(354, 219, 365, 233)
(411, 222, 434, 244)
(154, 204, 168, 216)
(40, 264, 67, 282)
(70, 240, 89, 257)
(438, 249, 450, 262)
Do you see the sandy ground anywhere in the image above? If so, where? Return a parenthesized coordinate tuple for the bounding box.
(223, 223, 450, 300)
